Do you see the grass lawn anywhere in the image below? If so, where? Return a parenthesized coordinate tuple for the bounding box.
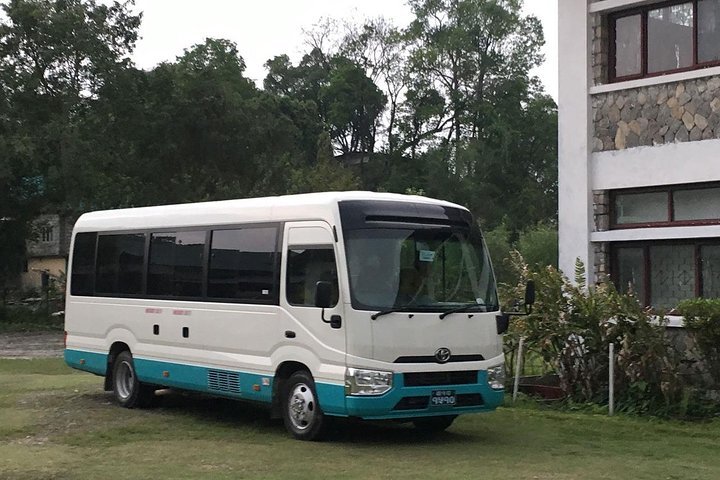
(1, 358, 719, 480)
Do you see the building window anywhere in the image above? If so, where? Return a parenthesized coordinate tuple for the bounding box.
(610, 0, 720, 82)
(611, 183, 720, 228)
(614, 14, 642, 77)
(612, 240, 720, 309)
(40, 226, 54, 242)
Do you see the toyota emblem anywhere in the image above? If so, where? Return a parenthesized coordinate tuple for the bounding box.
(435, 347, 452, 364)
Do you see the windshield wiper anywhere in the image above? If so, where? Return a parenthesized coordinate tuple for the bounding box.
(371, 305, 431, 320)
(439, 303, 495, 319)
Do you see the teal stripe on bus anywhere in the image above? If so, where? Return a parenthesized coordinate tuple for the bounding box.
(64, 349, 108, 376)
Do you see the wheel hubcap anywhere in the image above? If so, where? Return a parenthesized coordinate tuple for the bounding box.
(116, 360, 134, 400)
(288, 383, 315, 431)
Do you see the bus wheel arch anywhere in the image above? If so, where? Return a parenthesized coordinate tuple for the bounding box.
(111, 350, 154, 408)
(104, 342, 131, 391)
(271, 361, 309, 419)
(280, 370, 329, 441)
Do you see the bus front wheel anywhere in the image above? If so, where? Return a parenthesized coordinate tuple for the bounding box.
(112, 351, 154, 408)
(281, 370, 328, 441)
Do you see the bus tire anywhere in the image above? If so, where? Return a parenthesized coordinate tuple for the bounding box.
(112, 351, 154, 408)
(413, 415, 457, 433)
(281, 370, 328, 441)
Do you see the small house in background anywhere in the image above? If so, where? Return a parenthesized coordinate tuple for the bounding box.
(559, 0, 720, 312)
(21, 214, 75, 291)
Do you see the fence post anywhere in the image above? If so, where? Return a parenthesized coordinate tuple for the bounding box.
(609, 343, 615, 416)
(513, 336, 525, 402)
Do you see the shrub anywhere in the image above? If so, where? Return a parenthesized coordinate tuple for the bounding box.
(503, 253, 690, 416)
(516, 223, 558, 270)
(678, 298, 720, 386)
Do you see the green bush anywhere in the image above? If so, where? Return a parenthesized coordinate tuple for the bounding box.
(485, 222, 558, 290)
(516, 223, 558, 270)
(0, 306, 63, 333)
(678, 298, 720, 386)
(484, 222, 515, 287)
(503, 253, 694, 416)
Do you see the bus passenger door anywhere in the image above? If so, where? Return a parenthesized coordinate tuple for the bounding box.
(280, 222, 346, 409)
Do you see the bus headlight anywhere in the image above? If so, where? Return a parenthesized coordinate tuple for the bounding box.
(345, 368, 393, 396)
(487, 365, 505, 390)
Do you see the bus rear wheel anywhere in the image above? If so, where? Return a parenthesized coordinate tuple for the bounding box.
(281, 371, 329, 441)
(112, 351, 154, 408)
(413, 415, 457, 433)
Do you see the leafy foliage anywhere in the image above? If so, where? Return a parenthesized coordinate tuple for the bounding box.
(504, 254, 694, 416)
(678, 298, 720, 386)
(0, 0, 557, 295)
(484, 222, 558, 287)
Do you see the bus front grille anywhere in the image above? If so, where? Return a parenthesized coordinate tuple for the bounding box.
(393, 396, 429, 410)
(403, 371, 478, 387)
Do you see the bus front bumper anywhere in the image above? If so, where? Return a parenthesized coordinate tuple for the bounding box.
(341, 370, 504, 420)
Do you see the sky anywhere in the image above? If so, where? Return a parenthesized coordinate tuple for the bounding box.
(130, 0, 559, 100)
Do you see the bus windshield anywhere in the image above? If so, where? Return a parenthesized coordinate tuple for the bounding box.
(345, 226, 498, 312)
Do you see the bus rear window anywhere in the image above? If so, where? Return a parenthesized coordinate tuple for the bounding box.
(70, 232, 97, 296)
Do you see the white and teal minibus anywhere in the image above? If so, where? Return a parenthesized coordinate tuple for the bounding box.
(64, 192, 528, 440)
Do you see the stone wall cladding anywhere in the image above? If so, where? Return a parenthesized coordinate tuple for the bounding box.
(592, 190, 609, 283)
(593, 190, 609, 232)
(593, 242, 609, 282)
(591, 13, 608, 86)
(592, 75, 720, 152)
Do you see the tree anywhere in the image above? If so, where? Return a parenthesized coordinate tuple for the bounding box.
(265, 51, 385, 158)
(287, 132, 360, 194)
(320, 58, 386, 156)
(406, 0, 544, 162)
(339, 18, 408, 156)
(0, 0, 141, 291)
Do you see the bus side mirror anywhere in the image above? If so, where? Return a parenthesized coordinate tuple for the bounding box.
(524, 280, 535, 314)
(314, 281, 333, 309)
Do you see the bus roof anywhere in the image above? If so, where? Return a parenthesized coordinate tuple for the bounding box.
(73, 191, 467, 232)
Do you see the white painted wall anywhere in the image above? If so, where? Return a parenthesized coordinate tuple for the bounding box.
(592, 138, 720, 190)
(592, 224, 720, 242)
(558, 0, 594, 281)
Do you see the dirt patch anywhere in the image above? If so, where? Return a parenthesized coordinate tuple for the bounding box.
(0, 332, 64, 359)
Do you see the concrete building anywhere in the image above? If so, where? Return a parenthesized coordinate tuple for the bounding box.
(20, 214, 75, 291)
(559, 0, 720, 310)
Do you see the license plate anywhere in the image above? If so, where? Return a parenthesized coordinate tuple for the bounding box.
(430, 389, 456, 407)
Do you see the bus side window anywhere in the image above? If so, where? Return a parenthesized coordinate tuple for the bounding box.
(286, 247, 338, 307)
(148, 231, 206, 298)
(208, 227, 279, 303)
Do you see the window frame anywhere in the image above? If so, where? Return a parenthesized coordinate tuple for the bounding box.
(609, 0, 720, 83)
(147, 229, 209, 300)
(611, 238, 720, 309)
(207, 224, 283, 305)
(70, 232, 98, 296)
(285, 244, 340, 308)
(73, 222, 283, 305)
(94, 232, 148, 296)
(610, 182, 720, 229)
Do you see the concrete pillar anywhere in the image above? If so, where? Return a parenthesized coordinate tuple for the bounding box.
(558, 0, 594, 283)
